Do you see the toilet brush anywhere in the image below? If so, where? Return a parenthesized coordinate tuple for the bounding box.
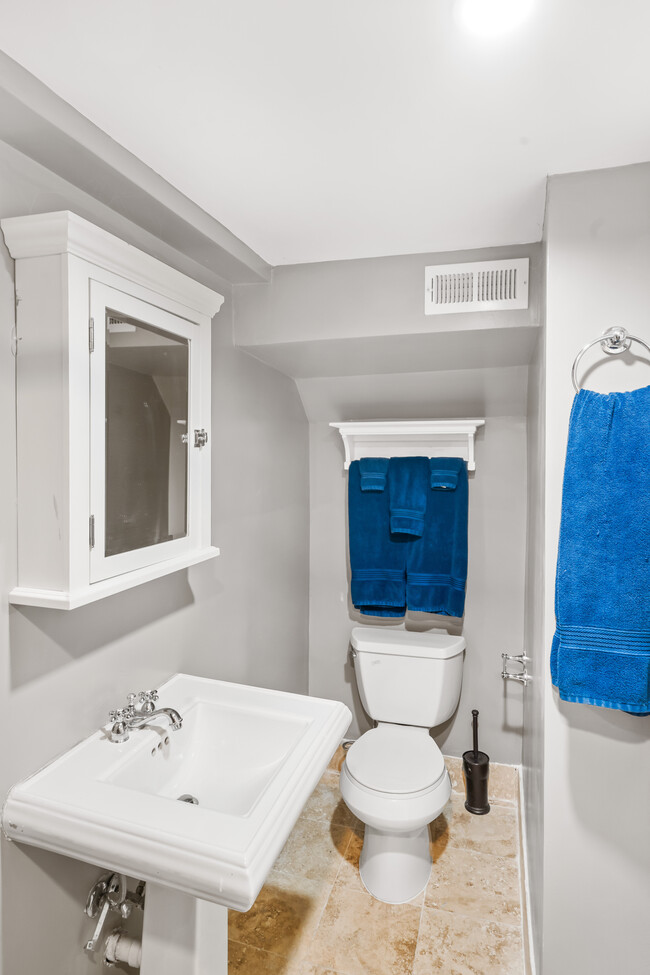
(462, 709, 490, 815)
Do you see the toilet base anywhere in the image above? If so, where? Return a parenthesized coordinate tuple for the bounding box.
(359, 824, 432, 904)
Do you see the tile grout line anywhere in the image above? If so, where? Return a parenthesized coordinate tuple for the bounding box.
(411, 873, 428, 975)
(298, 815, 358, 971)
(419, 904, 522, 930)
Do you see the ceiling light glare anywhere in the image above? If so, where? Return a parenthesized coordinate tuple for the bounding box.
(454, 0, 536, 38)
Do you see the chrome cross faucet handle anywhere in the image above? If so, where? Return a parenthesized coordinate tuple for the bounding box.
(108, 705, 136, 744)
(138, 689, 159, 713)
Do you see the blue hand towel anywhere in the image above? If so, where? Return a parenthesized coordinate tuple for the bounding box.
(405, 458, 468, 617)
(348, 459, 406, 617)
(388, 457, 430, 536)
(430, 467, 459, 490)
(551, 385, 650, 714)
(359, 456, 389, 492)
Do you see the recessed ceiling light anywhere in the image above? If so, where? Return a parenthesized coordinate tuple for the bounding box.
(454, 0, 536, 38)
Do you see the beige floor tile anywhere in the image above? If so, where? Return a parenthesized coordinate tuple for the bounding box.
(271, 816, 355, 886)
(296, 966, 345, 975)
(444, 756, 519, 805)
(333, 827, 366, 892)
(431, 794, 519, 859)
(230, 764, 525, 974)
(328, 745, 348, 773)
(488, 763, 519, 804)
(413, 908, 524, 975)
(308, 883, 421, 975)
(229, 943, 341, 975)
(444, 755, 464, 793)
(229, 941, 300, 974)
(425, 845, 521, 923)
(301, 771, 360, 828)
(228, 873, 330, 963)
(430, 801, 454, 862)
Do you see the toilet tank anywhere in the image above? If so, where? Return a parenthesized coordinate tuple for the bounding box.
(351, 626, 465, 728)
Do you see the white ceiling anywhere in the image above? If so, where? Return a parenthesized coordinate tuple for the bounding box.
(2, 1, 650, 266)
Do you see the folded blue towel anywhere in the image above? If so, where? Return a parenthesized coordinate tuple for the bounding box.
(359, 457, 389, 492)
(405, 458, 468, 617)
(551, 386, 650, 714)
(388, 457, 430, 536)
(348, 459, 406, 617)
(430, 467, 459, 490)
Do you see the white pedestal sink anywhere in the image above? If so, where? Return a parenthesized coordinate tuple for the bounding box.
(2, 674, 351, 972)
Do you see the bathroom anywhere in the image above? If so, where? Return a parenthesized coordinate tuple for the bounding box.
(0, 3, 649, 974)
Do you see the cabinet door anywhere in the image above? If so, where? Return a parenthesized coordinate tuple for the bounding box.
(89, 281, 206, 582)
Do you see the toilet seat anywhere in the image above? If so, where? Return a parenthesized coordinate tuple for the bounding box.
(340, 725, 451, 836)
(346, 725, 446, 796)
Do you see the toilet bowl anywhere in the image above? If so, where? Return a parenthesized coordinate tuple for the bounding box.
(340, 626, 464, 904)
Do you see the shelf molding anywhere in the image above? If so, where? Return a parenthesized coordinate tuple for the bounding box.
(330, 419, 486, 472)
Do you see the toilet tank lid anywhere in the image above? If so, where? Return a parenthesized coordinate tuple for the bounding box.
(350, 626, 465, 659)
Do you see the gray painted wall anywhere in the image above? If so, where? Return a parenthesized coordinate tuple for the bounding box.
(307, 403, 528, 763)
(237, 239, 538, 765)
(234, 243, 542, 348)
(0, 142, 309, 975)
(233, 243, 542, 384)
(542, 162, 650, 975)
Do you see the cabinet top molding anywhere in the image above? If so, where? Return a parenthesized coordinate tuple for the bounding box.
(1, 211, 225, 318)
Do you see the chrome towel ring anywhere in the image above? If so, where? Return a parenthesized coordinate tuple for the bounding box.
(571, 327, 650, 392)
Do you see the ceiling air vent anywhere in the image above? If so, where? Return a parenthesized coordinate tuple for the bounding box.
(425, 258, 529, 315)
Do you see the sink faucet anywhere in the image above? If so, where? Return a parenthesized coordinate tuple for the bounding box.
(108, 690, 183, 743)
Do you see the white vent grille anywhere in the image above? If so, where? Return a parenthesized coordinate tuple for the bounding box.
(425, 258, 529, 315)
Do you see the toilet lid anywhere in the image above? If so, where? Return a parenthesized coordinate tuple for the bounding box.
(346, 725, 446, 795)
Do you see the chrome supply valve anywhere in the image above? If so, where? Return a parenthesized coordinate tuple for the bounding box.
(84, 872, 144, 957)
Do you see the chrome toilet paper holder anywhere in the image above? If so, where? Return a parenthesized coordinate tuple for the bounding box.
(501, 652, 531, 685)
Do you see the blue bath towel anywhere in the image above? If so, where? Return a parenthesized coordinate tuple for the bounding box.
(388, 457, 430, 536)
(348, 459, 406, 617)
(551, 386, 650, 714)
(405, 458, 468, 617)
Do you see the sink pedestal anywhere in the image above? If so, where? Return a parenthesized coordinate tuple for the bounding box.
(140, 884, 227, 975)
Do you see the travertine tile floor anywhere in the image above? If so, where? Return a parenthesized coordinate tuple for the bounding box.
(228, 748, 525, 975)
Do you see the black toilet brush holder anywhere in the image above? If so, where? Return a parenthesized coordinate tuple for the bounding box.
(462, 709, 490, 815)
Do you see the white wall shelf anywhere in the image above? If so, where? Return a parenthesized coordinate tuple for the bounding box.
(330, 419, 486, 472)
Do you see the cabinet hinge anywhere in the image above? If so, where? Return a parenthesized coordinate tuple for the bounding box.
(89, 515, 95, 549)
(89, 317, 95, 353)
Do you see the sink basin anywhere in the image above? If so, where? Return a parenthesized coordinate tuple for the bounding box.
(2, 674, 351, 911)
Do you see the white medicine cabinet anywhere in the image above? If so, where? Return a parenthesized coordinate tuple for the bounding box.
(2, 211, 224, 609)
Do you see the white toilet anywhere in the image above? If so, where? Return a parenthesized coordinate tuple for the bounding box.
(340, 625, 465, 904)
